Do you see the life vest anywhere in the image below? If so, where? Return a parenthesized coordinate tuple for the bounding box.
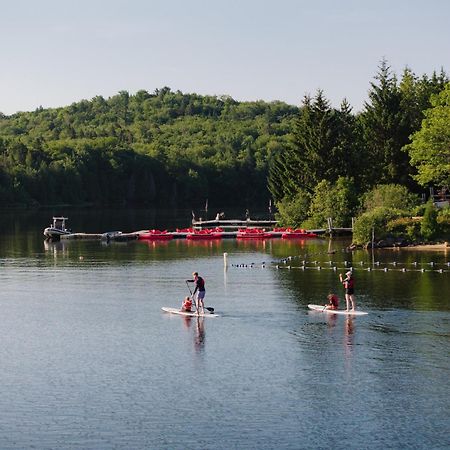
(183, 299, 192, 311)
(196, 276, 205, 291)
(329, 294, 339, 308)
(344, 277, 354, 290)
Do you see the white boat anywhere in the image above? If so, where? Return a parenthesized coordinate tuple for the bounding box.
(43, 217, 71, 240)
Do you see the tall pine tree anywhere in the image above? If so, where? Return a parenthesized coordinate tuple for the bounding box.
(268, 91, 360, 201)
(360, 59, 414, 188)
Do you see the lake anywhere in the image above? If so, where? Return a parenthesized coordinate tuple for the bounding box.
(0, 209, 449, 449)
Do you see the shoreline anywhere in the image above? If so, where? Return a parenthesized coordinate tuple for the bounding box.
(396, 243, 449, 251)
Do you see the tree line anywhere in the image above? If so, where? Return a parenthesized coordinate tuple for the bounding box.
(268, 60, 450, 244)
(0, 60, 449, 243)
(0, 89, 296, 207)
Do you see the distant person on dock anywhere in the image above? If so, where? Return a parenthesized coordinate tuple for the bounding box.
(187, 272, 205, 315)
(340, 271, 356, 311)
(325, 292, 339, 310)
(181, 296, 193, 312)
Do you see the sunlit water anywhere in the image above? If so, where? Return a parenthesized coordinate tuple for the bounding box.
(0, 210, 449, 449)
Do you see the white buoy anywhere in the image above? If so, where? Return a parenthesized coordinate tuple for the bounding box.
(223, 252, 228, 268)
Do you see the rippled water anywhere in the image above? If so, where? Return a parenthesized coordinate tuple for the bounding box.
(0, 210, 449, 449)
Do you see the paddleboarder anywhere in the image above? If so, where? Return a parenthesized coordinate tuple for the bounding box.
(340, 271, 356, 311)
(187, 272, 206, 315)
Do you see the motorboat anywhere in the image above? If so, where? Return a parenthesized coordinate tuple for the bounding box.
(43, 217, 72, 240)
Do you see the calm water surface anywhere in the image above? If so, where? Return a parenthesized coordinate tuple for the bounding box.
(0, 210, 449, 449)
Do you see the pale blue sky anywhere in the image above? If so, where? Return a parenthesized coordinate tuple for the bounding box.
(1, 0, 449, 115)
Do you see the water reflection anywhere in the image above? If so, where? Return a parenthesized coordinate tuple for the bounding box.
(235, 239, 271, 251)
(181, 316, 206, 353)
(345, 316, 355, 342)
(343, 316, 355, 381)
(44, 240, 66, 253)
(44, 239, 69, 259)
(326, 313, 338, 329)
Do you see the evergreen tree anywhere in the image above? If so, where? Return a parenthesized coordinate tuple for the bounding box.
(360, 59, 412, 187)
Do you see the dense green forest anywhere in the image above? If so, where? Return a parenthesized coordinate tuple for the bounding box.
(0, 60, 449, 245)
(0, 88, 296, 207)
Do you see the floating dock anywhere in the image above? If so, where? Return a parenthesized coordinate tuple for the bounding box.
(192, 218, 278, 230)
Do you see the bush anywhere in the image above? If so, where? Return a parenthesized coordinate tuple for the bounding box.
(275, 191, 311, 228)
(387, 217, 421, 242)
(353, 207, 402, 245)
(421, 200, 439, 241)
(306, 177, 358, 228)
(361, 184, 420, 213)
(437, 205, 450, 222)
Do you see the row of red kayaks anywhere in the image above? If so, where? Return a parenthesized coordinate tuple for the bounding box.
(138, 227, 318, 240)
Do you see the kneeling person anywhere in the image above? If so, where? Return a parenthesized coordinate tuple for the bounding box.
(326, 292, 339, 310)
(181, 296, 193, 312)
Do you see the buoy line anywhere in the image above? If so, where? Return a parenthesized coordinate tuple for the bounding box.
(230, 260, 450, 273)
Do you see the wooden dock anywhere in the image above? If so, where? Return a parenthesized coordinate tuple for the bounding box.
(192, 218, 278, 230)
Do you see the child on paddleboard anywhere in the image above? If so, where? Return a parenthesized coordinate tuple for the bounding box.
(325, 292, 339, 310)
(181, 296, 193, 312)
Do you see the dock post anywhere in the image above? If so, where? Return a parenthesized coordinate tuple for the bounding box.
(224, 252, 228, 269)
(327, 217, 333, 236)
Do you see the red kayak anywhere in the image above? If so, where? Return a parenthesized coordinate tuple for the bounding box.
(281, 228, 318, 239)
(186, 227, 223, 240)
(236, 228, 272, 239)
(138, 229, 173, 241)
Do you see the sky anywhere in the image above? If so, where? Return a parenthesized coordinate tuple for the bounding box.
(1, 0, 449, 115)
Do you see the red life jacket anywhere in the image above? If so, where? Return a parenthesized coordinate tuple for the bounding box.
(183, 299, 192, 311)
(329, 294, 339, 308)
(344, 277, 354, 289)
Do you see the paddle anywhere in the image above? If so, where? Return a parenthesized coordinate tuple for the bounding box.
(185, 280, 214, 313)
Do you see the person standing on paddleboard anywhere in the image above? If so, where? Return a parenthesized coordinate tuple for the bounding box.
(340, 270, 356, 311)
(187, 272, 205, 315)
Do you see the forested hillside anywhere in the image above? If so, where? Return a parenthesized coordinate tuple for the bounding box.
(0, 88, 297, 207)
(0, 60, 448, 223)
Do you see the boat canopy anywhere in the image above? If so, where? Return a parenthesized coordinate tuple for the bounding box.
(52, 217, 68, 229)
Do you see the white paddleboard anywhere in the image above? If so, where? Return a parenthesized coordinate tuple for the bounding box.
(162, 307, 219, 317)
(308, 304, 368, 316)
